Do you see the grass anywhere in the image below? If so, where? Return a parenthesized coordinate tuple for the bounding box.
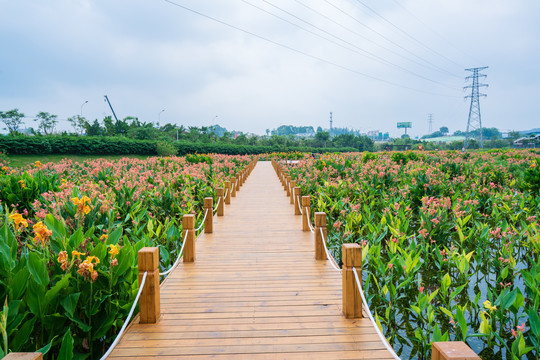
(7, 154, 150, 168)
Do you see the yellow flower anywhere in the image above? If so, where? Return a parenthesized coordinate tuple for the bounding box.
(108, 244, 119, 259)
(18, 179, 26, 188)
(8, 213, 28, 230)
(32, 221, 53, 246)
(72, 196, 92, 215)
(72, 250, 85, 260)
(483, 300, 497, 312)
(532, 162, 537, 168)
(100, 234, 108, 241)
(34, 161, 42, 169)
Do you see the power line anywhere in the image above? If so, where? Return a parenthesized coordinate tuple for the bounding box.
(323, 0, 461, 79)
(293, 0, 456, 78)
(161, 0, 459, 97)
(247, 0, 455, 88)
(349, 0, 465, 69)
(389, 0, 476, 64)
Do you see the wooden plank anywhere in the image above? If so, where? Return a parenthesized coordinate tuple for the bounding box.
(110, 162, 393, 359)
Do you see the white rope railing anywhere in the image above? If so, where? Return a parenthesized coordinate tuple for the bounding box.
(195, 208, 209, 232)
(159, 229, 190, 276)
(224, 188, 229, 200)
(100, 271, 148, 360)
(213, 196, 221, 214)
(306, 212, 315, 233)
(352, 267, 401, 360)
(319, 227, 341, 272)
(296, 196, 303, 214)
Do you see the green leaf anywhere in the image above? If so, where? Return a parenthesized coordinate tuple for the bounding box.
(28, 251, 49, 286)
(26, 278, 45, 318)
(410, 305, 421, 316)
(57, 329, 74, 360)
(68, 228, 84, 249)
(528, 308, 540, 337)
(37, 335, 58, 354)
(10, 266, 29, 299)
(60, 293, 81, 317)
(10, 316, 36, 351)
(108, 226, 123, 245)
(44, 274, 71, 311)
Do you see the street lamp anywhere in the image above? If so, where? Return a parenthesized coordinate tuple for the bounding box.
(158, 109, 165, 126)
(80, 100, 88, 117)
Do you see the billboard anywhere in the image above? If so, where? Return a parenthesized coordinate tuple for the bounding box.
(397, 122, 412, 128)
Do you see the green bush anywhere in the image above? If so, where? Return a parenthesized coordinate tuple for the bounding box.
(156, 141, 177, 156)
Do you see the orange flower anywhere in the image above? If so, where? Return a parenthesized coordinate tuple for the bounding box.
(77, 256, 100, 281)
(100, 234, 108, 241)
(33, 221, 52, 246)
(18, 180, 26, 188)
(34, 161, 42, 169)
(57, 251, 68, 271)
(72, 196, 92, 215)
(72, 250, 85, 260)
(8, 213, 28, 230)
(108, 244, 119, 259)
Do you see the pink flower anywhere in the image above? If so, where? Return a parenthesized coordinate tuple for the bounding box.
(388, 263, 393, 269)
(419, 286, 424, 293)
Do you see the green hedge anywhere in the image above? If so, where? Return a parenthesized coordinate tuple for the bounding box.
(0, 136, 358, 156)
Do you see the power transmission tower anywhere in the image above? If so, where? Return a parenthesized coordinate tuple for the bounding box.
(428, 113, 434, 134)
(464, 67, 488, 149)
(329, 112, 333, 135)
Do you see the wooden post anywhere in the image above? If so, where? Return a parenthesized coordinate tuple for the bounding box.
(293, 187, 301, 215)
(217, 188, 224, 216)
(204, 197, 213, 233)
(286, 178, 292, 197)
(289, 181, 296, 204)
(183, 214, 195, 262)
(224, 181, 231, 205)
(432, 342, 481, 360)
(3, 354, 43, 360)
(231, 177, 237, 197)
(314, 212, 327, 260)
(302, 196, 311, 232)
(342, 244, 362, 319)
(235, 174, 241, 191)
(138, 247, 160, 323)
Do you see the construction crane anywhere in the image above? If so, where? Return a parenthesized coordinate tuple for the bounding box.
(104, 95, 119, 122)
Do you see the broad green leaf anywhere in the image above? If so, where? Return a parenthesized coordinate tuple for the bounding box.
(28, 252, 49, 286)
(108, 226, 123, 245)
(60, 293, 81, 318)
(57, 329, 74, 360)
(43, 274, 71, 311)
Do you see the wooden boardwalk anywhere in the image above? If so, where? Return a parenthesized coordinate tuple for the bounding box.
(110, 161, 394, 359)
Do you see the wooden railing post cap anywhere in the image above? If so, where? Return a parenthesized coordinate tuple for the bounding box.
(3, 353, 43, 360)
(204, 197, 213, 207)
(182, 214, 195, 228)
(301, 195, 310, 206)
(342, 243, 362, 268)
(314, 212, 326, 227)
(217, 187, 224, 195)
(138, 247, 159, 271)
(432, 342, 480, 360)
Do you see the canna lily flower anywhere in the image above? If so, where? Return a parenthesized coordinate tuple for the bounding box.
(72, 250, 85, 260)
(108, 244, 119, 259)
(32, 221, 52, 246)
(72, 196, 92, 215)
(483, 300, 497, 312)
(100, 234, 108, 241)
(57, 251, 69, 271)
(18, 179, 26, 188)
(9, 213, 28, 230)
(34, 161, 42, 169)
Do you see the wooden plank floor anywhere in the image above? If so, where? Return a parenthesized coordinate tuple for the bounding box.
(109, 161, 394, 359)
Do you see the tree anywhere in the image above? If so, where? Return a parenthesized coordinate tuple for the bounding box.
(315, 131, 330, 147)
(85, 119, 102, 136)
(68, 115, 88, 135)
(0, 109, 25, 134)
(440, 126, 449, 136)
(34, 112, 58, 135)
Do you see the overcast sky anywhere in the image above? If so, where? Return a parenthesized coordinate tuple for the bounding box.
(1, 0, 538, 137)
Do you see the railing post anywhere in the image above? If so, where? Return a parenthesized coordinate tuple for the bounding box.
(3, 353, 43, 360)
(231, 176, 237, 198)
(342, 243, 362, 318)
(138, 247, 160, 324)
(302, 196, 311, 231)
(183, 214, 195, 262)
(289, 181, 296, 204)
(204, 197, 213, 233)
(314, 212, 327, 260)
(287, 179, 293, 198)
(293, 187, 301, 215)
(235, 174, 241, 191)
(217, 188, 224, 216)
(432, 342, 481, 360)
(224, 181, 231, 205)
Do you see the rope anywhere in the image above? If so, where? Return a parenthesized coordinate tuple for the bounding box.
(213, 196, 221, 214)
(224, 188, 229, 200)
(352, 267, 401, 360)
(306, 211, 315, 233)
(319, 227, 341, 272)
(296, 196, 303, 214)
(159, 229, 190, 276)
(100, 271, 148, 360)
(195, 208, 209, 232)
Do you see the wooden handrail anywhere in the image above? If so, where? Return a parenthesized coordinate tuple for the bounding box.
(342, 243, 362, 319)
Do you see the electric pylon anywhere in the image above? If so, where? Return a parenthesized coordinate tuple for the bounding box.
(464, 67, 488, 149)
(428, 113, 433, 134)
